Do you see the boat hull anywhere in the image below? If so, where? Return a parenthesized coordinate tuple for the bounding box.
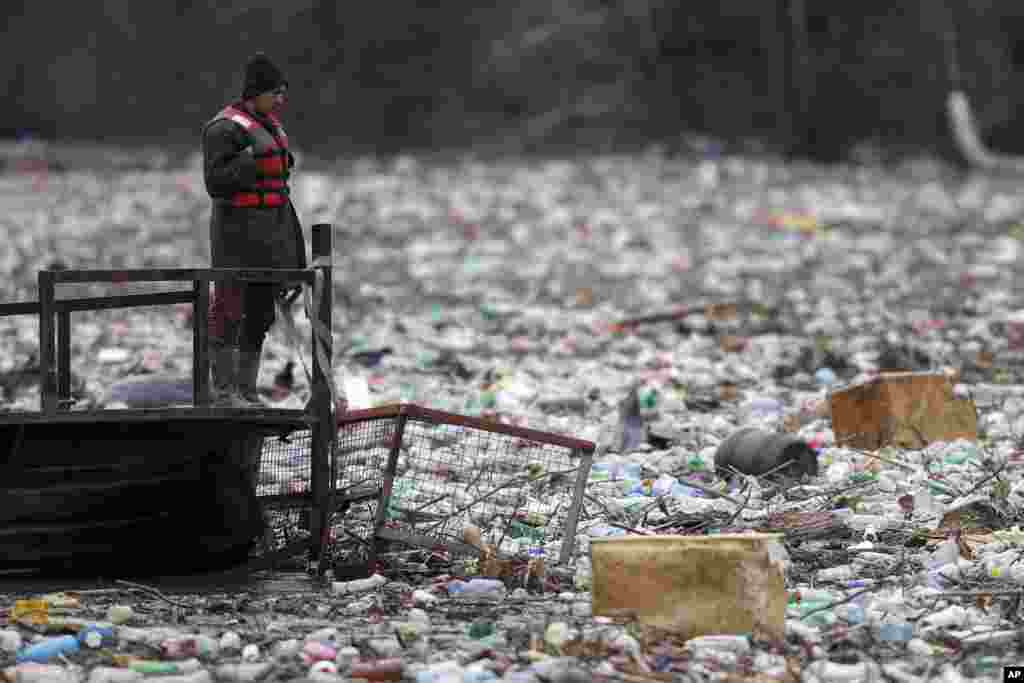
(0, 410, 307, 577)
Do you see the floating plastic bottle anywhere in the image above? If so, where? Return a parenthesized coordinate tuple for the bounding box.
(302, 641, 337, 664)
(573, 560, 592, 591)
(348, 658, 404, 681)
(144, 672, 212, 683)
(739, 397, 783, 421)
(5, 664, 83, 683)
(219, 632, 242, 653)
(216, 663, 274, 683)
(160, 635, 219, 660)
(814, 367, 837, 386)
(331, 573, 388, 595)
(878, 622, 914, 643)
(115, 657, 203, 676)
(335, 646, 360, 671)
(308, 660, 338, 678)
(834, 603, 865, 625)
(241, 644, 261, 663)
(816, 565, 855, 582)
(79, 624, 115, 649)
(106, 606, 134, 625)
(16, 635, 80, 663)
(447, 578, 506, 601)
(88, 668, 145, 683)
(0, 628, 23, 653)
(684, 634, 751, 655)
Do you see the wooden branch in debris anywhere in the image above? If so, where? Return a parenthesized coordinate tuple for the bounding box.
(422, 467, 578, 535)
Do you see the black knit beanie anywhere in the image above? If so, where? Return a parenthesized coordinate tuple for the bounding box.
(242, 52, 287, 100)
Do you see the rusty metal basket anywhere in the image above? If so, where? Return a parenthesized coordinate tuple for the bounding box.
(330, 404, 596, 568)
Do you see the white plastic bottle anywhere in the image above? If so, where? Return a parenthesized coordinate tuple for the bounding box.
(450, 578, 506, 601)
(331, 573, 387, 596)
(816, 565, 855, 582)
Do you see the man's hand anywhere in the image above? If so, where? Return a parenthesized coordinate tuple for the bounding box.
(279, 285, 303, 306)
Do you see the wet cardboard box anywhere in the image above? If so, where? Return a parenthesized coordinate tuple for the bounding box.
(830, 372, 978, 450)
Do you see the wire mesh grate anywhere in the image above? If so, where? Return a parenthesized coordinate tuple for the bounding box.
(258, 430, 314, 499)
(334, 415, 396, 509)
(250, 405, 594, 568)
(254, 429, 315, 559)
(253, 418, 394, 564)
(336, 405, 595, 565)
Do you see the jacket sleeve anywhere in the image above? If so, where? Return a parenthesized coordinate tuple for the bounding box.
(202, 119, 259, 198)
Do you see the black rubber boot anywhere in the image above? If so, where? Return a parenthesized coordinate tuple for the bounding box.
(209, 342, 240, 405)
(236, 348, 264, 406)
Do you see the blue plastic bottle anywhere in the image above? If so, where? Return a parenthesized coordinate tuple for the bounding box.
(16, 635, 81, 663)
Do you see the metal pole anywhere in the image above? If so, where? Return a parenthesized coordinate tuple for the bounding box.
(38, 271, 56, 415)
(559, 447, 595, 566)
(781, 0, 810, 157)
(371, 412, 406, 573)
(309, 223, 333, 575)
(57, 309, 71, 408)
(193, 279, 210, 407)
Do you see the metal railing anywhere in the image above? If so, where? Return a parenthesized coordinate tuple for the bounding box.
(0, 223, 339, 571)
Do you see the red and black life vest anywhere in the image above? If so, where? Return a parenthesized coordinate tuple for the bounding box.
(211, 105, 291, 208)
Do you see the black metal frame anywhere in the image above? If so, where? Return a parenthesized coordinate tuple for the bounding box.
(0, 223, 341, 571)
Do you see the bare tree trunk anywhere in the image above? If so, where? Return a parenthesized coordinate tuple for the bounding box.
(947, 91, 1024, 173)
(781, 0, 811, 156)
(942, 0, 1024, 173)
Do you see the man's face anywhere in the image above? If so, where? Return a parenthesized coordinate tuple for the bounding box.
(252, 85, 286, 115)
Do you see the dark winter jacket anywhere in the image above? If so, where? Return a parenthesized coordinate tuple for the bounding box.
(202, 104, 306, 273)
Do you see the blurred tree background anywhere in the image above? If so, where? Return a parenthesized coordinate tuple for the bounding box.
(2, 0, 1023, 161)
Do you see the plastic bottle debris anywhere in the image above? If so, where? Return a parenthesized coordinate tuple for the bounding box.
(240, 645, 261, 663)
(331, 573, 388, 595)
(105, 606, 134, 625)
(16, 635, 81, 664)
(87, 668, 144, 683)
(302, 640, 337, 664)
(447, 579, 507, 601)
(411, 589, 439, 607)
(348, 658, 404, 681)
(78, 625, 115, 649)
(138, 672, 212, 683)
(17, 132, 1024, 683)
(271, 639, 301, 659)
(1, 628, 23, 653)
(803, 660, 879, 682)
(215, 663, 274, 683)
(334, 646, 359, 672)
(160, 636, 219, 660)
(878, 622, 914, 643)
(218, 632, 242, 653)
(4, 664, 84, 683)
(308, 660, 337, 678)
(684, 634, 751, 655)
(816, 565, 856, 582)
(116, 658, 202, 676)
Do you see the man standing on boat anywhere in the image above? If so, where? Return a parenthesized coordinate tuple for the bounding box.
(202, 52, 306, 405)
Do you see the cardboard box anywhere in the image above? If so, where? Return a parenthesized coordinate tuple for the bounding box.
(590, 534, 787, 641)
(830, 372, 977, 450)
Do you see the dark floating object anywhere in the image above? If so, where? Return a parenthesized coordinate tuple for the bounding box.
(715, 427, 818, 479)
